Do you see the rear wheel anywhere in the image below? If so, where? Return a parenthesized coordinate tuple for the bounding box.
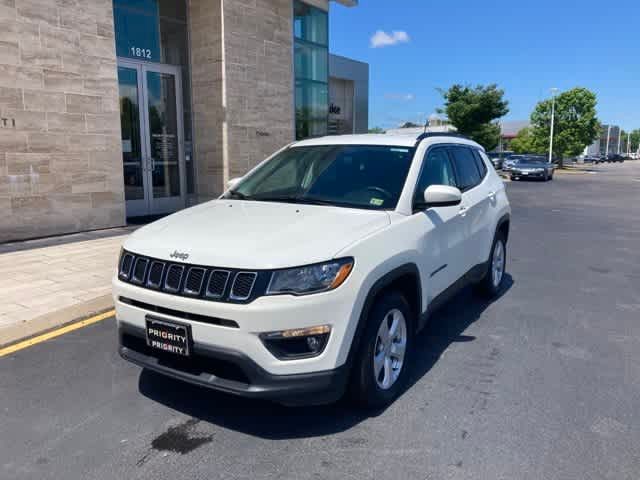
(477, 233, 507, 298)
(349, 291, 413, 409)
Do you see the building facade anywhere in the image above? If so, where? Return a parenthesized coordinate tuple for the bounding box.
(328, 54, 368, 135)
(585, 124, 621, 156)
(0, 0, 364, 243)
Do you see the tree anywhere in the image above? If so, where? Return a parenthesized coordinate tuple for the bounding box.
(510, 127, 544, 154)
(438, 84, 509, 150)
(529, 87, 600, 164)
(368, 127, 385, 134)
(629, 129, 640, 153)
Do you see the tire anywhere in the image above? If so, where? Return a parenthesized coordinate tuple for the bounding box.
(477, 232, 507, 298)
(349, 291, 413, 409)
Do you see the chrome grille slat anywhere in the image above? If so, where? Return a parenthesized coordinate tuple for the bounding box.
(119, 253, 134, 279)
(131, 258, 149, 284)
(183, 267, 206, 296)
(230, 272, 257, 301)
(146, 261, 165, 289)
(205, 270, 230, 298)
(164, 264, 185, 293)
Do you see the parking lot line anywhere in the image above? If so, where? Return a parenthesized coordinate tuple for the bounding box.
(0, 310, 115, 358)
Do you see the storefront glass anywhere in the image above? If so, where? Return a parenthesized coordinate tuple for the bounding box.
(294, 1, 329, 139)
(113, 0, 195, 195)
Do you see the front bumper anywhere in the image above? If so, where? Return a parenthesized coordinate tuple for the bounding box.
(119, 322, 349, 405)
(511, 170, 546, 179)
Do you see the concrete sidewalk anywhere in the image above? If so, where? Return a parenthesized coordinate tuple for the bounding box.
(0, 228, 135, 346)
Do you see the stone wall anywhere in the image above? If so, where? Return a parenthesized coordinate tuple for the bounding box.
(188, 0, 225, 200)
(223, 0, 294, 181)
(189, 0, 295, 202)
(0, 0, 123, 243)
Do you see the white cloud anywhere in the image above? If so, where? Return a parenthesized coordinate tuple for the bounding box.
(370, 30, 410, 48)
(384, 93, 415, 101)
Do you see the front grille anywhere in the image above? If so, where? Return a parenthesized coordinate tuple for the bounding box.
(118, 251, 261, 303)
(183, 268, 206, 296)
(230, 272, 257, 300)
(164, 265, 184, 292)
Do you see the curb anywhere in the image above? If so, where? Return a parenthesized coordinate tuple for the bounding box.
(0, 295, 114, 349)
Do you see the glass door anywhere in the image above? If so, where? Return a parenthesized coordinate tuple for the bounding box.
(118, 65, 147, 217)
(117, 60, 186, 217)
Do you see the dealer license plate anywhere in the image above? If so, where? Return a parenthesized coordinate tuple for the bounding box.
(146, 317, 191, 357)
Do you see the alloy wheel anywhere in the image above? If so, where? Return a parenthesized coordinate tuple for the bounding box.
(373, 309, 407, 390)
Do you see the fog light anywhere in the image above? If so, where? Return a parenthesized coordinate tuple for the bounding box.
(306, 335, 321, 352)
(260, 325, 331, 360)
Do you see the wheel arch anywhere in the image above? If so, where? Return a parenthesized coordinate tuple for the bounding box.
(345, 263, 422, 368)
(496, 213, 510, 244)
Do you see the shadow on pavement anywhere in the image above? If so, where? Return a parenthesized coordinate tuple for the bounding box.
(139, 274, 513, 439)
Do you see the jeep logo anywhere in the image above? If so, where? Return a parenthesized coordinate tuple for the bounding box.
(169, 250, 189, 261)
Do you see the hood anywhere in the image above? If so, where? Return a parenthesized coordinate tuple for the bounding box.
(514, 163, 548, 169)
(123, 200, 391, 269)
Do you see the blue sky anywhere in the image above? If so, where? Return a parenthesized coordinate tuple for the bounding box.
(330, 0, 640, 131)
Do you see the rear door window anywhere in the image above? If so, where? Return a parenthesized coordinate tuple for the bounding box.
(449, 146, 481, 191)
(471, 149, 488, 177)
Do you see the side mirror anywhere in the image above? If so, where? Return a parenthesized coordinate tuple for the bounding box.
(420, 185, 462, 209)
(227, 177, 242, 190)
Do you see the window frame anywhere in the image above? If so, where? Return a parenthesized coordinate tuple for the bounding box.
(411, 144, 460, 211)
(471, 148, 488, 179)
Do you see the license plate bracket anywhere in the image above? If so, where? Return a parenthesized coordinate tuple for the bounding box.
(145, 316, 192, 357)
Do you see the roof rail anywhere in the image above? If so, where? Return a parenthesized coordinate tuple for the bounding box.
(414, 132, 469, 145)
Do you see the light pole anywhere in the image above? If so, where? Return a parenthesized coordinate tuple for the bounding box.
(617, 127, 622, 155)
(548, 88, 558, 163)
(605, 125, 611, 157)
(627, 131, 631, 157)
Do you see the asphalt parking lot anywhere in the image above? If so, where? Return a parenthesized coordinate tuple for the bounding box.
(2, 162, 639, 480)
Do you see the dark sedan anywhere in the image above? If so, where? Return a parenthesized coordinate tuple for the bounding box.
(510, 157, 555, 181)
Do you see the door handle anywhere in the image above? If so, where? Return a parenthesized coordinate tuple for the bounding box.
(150, 156, 156, 172)
(458, 205, 468, 217)
(488, 190, 496, 200)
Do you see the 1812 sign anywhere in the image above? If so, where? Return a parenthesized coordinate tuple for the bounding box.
(130, 47, 152, 59)
(0, 118, 16, 128)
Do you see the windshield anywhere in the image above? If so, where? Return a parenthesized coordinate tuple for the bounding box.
(224, 145, 415, 210)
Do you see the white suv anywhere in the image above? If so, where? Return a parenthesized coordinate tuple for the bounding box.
(114, 133, 510, 408)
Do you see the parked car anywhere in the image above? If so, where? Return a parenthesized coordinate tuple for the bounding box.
(487, 151, 513, 170)
(583, 155, 600, 164)
(114, 133, 511, 408)
(510, 156, 555, 181)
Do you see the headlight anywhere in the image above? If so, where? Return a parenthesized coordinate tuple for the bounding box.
(267, 258, 354, 296)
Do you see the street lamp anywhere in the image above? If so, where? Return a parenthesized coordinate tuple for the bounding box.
(548, 88, 558, 163)
(627, 131, 631, 157)
(605, 125, 611, 157)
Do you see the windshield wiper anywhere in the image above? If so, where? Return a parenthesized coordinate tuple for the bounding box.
(227, 190, 250, 200)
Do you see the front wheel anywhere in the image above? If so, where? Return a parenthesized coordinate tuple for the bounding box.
(349, 291, 413, 409)
(477, 233, 507, 298)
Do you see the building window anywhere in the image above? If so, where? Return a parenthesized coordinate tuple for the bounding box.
(294, 1, 328, 140)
